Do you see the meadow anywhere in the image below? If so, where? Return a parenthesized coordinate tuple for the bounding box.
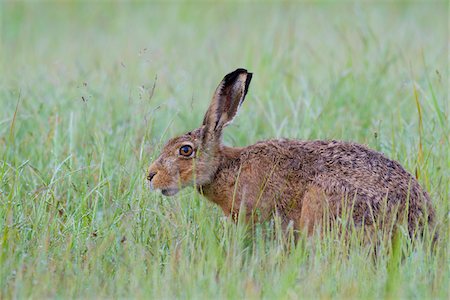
(0, 2, 448, 299)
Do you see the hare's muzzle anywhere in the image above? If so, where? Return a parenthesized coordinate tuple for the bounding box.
(147, 171, 157, 182)
(161, 188, 179, 196)
(146, 171, 157, 191)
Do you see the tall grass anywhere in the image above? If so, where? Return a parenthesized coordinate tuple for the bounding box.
(1, 2, 448, 299)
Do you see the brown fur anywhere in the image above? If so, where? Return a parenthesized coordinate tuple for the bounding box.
(147, 69, 435, 237)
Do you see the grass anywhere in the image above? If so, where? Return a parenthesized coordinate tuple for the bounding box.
(1, 1, 449, 299)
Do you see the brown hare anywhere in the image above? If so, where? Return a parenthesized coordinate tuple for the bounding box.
(147, 68, 435, 237)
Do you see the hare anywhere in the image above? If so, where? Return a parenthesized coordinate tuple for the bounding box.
(147, 68, 435, 237)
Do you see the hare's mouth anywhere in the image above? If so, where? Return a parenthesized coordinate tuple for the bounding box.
(161, 188, 179, 196)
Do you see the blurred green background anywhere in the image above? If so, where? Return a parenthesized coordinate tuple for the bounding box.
(1, 1, 448, 299)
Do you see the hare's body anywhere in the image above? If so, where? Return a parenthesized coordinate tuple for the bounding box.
(200, 139, 434, 235)
(148, 69, 435, 237)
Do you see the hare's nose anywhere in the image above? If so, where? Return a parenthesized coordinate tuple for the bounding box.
(147, 171, 157, 182)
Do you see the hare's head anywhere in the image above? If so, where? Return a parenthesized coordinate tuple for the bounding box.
(147, 69, 252, 196)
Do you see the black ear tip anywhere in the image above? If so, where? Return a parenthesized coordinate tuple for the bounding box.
(223, 68, 250, 84)
(234, 68, 248, 73)
(244, 72, 252, 95)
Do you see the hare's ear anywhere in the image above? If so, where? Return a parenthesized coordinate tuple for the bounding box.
(202, 68, 252, 142)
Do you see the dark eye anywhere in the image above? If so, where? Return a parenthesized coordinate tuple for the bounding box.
(179, 145, 194, 157)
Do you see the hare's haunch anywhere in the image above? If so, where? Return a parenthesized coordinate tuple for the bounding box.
(148, 69, 435, 236)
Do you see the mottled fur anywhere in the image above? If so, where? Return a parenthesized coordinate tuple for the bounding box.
(148, 69, 435, 237)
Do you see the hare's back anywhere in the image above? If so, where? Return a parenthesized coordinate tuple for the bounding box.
(243, 139, 431, 219)
(303, 140, 425, 200)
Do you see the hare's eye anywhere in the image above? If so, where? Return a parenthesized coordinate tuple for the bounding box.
(179, 145, 194, 157)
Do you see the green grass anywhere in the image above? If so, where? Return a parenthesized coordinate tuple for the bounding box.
(1, 2, 449, 299)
